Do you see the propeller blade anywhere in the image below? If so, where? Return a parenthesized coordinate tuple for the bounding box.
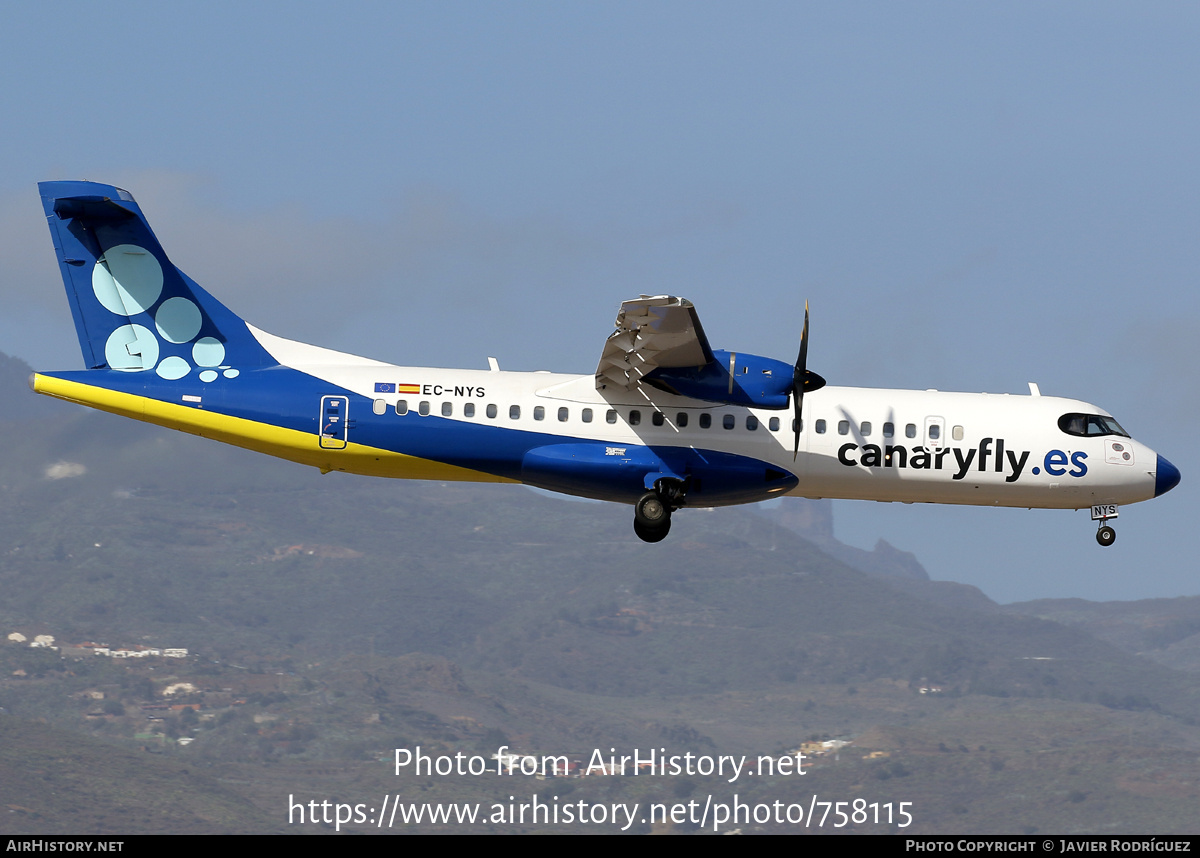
(797, 304, 809, 377)
(791, 302, 825, 460)
(793, 386, 803, 461)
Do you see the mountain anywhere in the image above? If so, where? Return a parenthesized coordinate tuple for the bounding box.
(3, 350, 1200, 835)
(1007, 596, 1200, 673)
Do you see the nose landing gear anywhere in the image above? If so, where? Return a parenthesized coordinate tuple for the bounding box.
(1091, 504, 1118, 547)
(633, 477, 687, 543)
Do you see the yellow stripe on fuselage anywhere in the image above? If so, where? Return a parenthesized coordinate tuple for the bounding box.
(31, 374, 516, 484)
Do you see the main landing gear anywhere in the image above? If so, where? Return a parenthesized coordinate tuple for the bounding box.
(633, 478, 687, 543)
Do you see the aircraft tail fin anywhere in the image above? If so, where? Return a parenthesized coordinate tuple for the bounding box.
(38, 180, 276, 376)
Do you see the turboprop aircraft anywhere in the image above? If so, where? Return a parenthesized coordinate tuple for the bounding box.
(29, 181, 1180, 546)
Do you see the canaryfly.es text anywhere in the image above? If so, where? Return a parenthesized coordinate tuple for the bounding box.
(837, 437, 1094, 482)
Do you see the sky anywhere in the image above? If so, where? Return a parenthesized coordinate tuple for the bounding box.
(0, 2, 1196, 603)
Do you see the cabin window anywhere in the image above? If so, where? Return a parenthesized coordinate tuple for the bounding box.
(464, 403, 475, 418)
(838, 420, 849, 435)
(883, 422, 894, 437)
(1057, 413, 1130, 438)
(652, 411, 665, 427)
(792, 418, 803, 433)
(533, 406, 545, 421)
(372, 399, 387, 415)
(606, 409, 617, 424)
(396, 400, 408, 415)
(861, 422, 871, 436)
(629, 410, 641, 426)
(1093, 415, 1127, 436)
(700, 413, 712, 429)
(746, 415, 759, 430)
(486, 404, 497, 419)
(677, 412, 689, 427)
(723, 414, 735, 430)
(558, 407, 569, 422)
(952, 425, 964, 441)
(1060, 414, 1085, 436)
(419, 401, 431, 416)
(770, 417, 780, 431)
(509, 405, 521, 420)
(582, 408, 593, 423)
(905, 423, 917, 438)
(928, 423, 940, 440)
(816, 419, 826, 434)
(442, 402, 453, 417)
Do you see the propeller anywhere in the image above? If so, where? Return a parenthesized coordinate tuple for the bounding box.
(792, 301, 826, 460)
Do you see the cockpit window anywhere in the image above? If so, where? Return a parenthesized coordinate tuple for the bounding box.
(1058, 413, 1129, 438)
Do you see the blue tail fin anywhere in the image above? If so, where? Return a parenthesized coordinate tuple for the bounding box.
(39, 180, 276, 377)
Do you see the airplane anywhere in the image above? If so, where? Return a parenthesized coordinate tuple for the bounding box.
(28, 180, 1180, 546)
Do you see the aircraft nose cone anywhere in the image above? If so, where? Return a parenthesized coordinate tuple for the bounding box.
(1155, 455, 1181, 497)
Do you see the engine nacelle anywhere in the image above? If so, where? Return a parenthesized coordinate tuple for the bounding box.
(643, 349, 793, 409)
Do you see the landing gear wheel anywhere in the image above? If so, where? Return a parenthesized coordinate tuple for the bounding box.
(635, 492, 669, 528)
(634, 517, 671, 543)
(633, 491, 672, 543)
(1096, 525, 1116, 547)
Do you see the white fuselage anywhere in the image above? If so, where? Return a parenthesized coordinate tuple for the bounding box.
(282, 334, 1160, 511)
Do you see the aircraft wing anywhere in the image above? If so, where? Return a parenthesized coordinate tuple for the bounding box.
(595, 296, 715, 390)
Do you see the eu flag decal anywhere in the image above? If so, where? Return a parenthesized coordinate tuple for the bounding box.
(374, 382, 396, 393)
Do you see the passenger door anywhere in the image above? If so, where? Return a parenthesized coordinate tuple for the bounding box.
(319, 396, 350, 449)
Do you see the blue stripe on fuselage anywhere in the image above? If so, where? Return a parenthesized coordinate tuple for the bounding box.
(42, 367, 798, 505)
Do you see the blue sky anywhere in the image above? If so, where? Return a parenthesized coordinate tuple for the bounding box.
(1, 3, 1196, 602)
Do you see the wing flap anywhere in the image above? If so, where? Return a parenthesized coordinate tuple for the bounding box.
(595, 296, 714, 391)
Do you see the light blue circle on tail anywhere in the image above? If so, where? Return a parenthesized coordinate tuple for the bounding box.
(193, 337, 226, 367)
(155, 297, 203, 343)
(104, 324, 160, 371)
(92, 245, 163, 315)
(156, 356, 191, 380)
